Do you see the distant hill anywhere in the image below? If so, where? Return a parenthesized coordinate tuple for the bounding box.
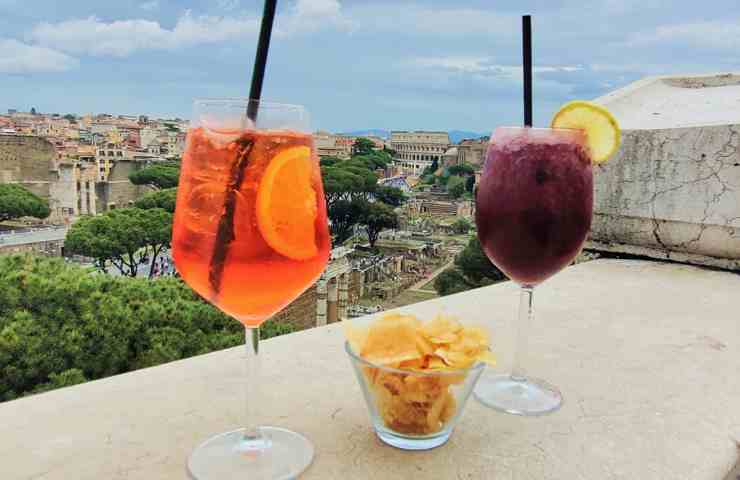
(448, 130, 489, 144)
(338, 129, 489, 144)
(339, 129, 390, 139)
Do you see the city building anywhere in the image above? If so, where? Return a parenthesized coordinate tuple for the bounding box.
(390, 131, 450, 176)
(96, 142, 128, 181)
(0, 135, 150, 221)
(314, 131, 353, 159)
(456, 138, 488, 167)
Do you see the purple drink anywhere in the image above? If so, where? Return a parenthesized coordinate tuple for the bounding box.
(475, 127, 593, 287)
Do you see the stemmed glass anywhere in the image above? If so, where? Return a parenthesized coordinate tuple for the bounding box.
(173, 99, 330, 478)
(473, 126, 593, 415)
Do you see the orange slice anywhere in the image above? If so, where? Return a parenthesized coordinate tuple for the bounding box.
(256, 146, 319, 260)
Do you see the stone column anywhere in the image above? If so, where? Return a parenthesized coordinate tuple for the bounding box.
(338, 272, 349, 321)
(316, 279, 328, 327)
(327, 277, 339, 323)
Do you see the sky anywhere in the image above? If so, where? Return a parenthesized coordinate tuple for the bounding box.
(1, 0, 739, 132)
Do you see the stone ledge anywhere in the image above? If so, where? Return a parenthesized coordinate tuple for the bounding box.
(1, 259, 739, 479)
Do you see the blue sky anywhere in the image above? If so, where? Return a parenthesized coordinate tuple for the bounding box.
(1, 0, 739, 131)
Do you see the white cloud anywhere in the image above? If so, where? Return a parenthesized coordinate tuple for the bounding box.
(0, 39, 79, 74)
(139, 0, 159, 11)
(26, 1, 354, 58)
(27, 11, 260, 57)
(409, 56, 582, 77)
(622, 21, 740, 50)
(216, 0, 240, 11)
(352, 5, 516, 37)
(277, 0, 355, 36)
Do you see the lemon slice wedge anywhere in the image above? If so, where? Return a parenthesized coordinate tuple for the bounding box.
(551, 100, 621, 164)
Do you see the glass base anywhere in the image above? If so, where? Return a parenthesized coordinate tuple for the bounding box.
(474, 374, 562, 416)
(375, 428, 451, 450)
(187, 427, 313, 480)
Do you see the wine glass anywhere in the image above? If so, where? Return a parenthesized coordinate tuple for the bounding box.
(172, 99, 330, 478)
(473, 126, 593, 416)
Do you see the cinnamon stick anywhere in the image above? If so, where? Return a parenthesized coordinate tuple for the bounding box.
(208, 136, 254, 296)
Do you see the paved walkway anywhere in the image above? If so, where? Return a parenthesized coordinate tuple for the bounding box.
(408, 257, 455, 291)
(0, 226, 67, 246)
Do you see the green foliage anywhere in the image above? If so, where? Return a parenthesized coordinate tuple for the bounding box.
(0, 255, 293, 401)
(0, 184, 51, 221)
(434, 268, 472, 296)
(433, 238, 507, 297)
(328, 199, 365, 244)
(129, 163, 181, 189)
(321, 162, 378, 209)
(353, 137, 376, 156)
(448, 163, 475, 176)
(465, 175, 476, 193)
(374, 185, 406, 207)
(134, 188, 177, 213)
(447, 175, 466, 198)
(319, 156, 342, 167)
(64, 208, 172, 277)
(63, 114, 76, 122)
(420, 174, 435, 185)
(360, 201, 399, 247)
(455, 237, 506, 284)
(451, 217, 472, 234)
(421, 158, 439, 177)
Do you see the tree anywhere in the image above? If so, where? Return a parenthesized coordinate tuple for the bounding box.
(0, 184, 50, 221)
(374, 185, 406, 207)
(451, 217, 472, 234)
(465, 175, 476, 193)
(433, 238, 507, 297)
(319, 156, 341, 167)
(422, 158, 439, 177)
(447, 175, 466, 198)
(0, 254, 294, 401)
(129, 163, 181, 189)
(328, 199, 364, 244)
(455, 237, 506, 284)
(360, 201, 398, 248)
(448, 163, 475, 176)
(434, 268, 472, 296)
(63, 114, 76, 122)
(321, 164, 377, 209)
(353, 137, 375, 156)
(135, 188, 177, 213)
(30, 107, 37, 115)
(64, 208, 172, 278)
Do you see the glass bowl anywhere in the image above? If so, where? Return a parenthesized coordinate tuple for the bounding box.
(345, 341, 485, 450)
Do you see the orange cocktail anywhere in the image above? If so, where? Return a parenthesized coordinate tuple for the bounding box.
(173, 127, 330, 326)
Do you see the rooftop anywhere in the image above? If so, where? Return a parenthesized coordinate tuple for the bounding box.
(2, 259, 738, 479)
(595, 72, 740, 129)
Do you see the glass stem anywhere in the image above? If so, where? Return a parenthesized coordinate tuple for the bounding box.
(511, 286, 534, 382)
(242, 326, 265, 448)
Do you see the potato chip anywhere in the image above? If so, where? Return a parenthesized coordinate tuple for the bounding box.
(361, 316, 422, 365)
(346, 312, 497, 436)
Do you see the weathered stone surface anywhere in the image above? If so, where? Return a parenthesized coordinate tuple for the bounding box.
(97, 160, 153, 211)
(272, 284, 318, 330)
(593, 74, 740, 270)
(0, 259, 738, 479)
(0, 134, 55, 205)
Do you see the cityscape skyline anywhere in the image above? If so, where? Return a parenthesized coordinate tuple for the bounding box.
(1, 0, 739, 131)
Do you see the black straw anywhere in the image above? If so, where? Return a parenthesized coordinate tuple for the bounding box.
(247, 0, 278, 122)
(522, 15, 533, 127)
